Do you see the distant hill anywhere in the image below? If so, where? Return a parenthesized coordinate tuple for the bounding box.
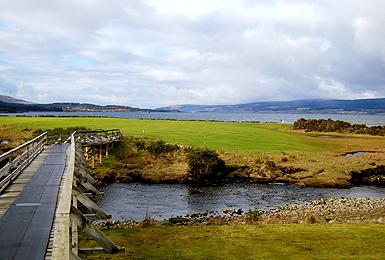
(0, 95, 151, 113)
(0, 95, 34, 105)
(158, 98, 385, 114)
(2, 94, 385, 114)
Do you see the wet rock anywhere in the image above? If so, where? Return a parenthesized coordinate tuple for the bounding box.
(223, 208, 243, 215)
(169, 217, 189, 224)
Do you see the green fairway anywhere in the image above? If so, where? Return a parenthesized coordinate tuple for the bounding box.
(0, 116, 326, 152)
(81, 224, 385, 259)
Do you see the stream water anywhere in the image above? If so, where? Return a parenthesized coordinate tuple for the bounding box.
(95, 183, 385, 221)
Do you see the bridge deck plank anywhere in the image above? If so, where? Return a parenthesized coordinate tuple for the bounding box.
(0, 144, 68, 260)
(0, 147, 51, 218)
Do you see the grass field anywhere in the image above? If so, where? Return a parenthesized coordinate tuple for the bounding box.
(80, 223, 385, 259)
(2, 116, 385, 186)
(0, 116, 344, 152)
(2, 117, 385, 258)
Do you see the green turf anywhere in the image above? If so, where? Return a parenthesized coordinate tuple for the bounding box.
(0, 116, 327, 152)
(80, 224, 385, 259)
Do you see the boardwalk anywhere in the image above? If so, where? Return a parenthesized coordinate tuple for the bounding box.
(0, 144, 67, 260)
(0, 130, 123, 259)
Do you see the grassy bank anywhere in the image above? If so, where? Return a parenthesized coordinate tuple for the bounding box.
(2, 116, 385, 153)
(2, 116, 385, 187)
(0, 124, 39, 153)
(80, 223, 385, 259)
(0, 116, 326, 152)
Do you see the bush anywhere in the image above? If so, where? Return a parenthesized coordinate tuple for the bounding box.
(247, 209, 262, 219)
(147, 140, 178, 155)
(187, 148, 226, 183)
(293, 118, 385, 136)
(134, 139, 146, 150)
(113, 142, 138, 161)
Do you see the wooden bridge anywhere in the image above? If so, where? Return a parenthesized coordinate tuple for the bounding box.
(0, 129, 123, 259)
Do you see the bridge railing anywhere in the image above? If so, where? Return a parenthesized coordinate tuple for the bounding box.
(0, 132, 47, 193)
(75, 129, 123, 145)
(51, 132, 75, 259)
(52, 130, 122, 259)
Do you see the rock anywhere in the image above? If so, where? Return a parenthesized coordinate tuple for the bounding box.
(0, 140, 9, 145)
(235, 209, 243, 215)
(169, 217, 189, 224)
(377, 217, 384, 223)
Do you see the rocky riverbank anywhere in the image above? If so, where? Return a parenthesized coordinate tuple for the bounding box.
(96, 197, 385, 229)
(257, 197, 385, 224)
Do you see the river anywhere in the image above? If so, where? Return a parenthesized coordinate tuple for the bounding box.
(2, 111, 385, 125)
(95, 183, 385, 221)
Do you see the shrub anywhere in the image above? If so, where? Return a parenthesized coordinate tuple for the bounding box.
(248, 209, 262, 219)
(293, 118, 385, 136)
(187, 148, 226, 183)
(134, 139, 146, 150)
(265, 160, 277, 171)
(147, 140, 178, 155)
(113, 142, 137, 161)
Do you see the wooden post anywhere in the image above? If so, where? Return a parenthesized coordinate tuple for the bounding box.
(92, 147, 95, 168)
(106, 143, 109, 158)
(71, 194, 79, 255)
(74, 165, 98, 186)
(99, 144, 102, 164)
(73, 175, 103, 196)
(72, 187, 110, 219)
(70, 207, 121, 254)
(84, 147, 89, 161)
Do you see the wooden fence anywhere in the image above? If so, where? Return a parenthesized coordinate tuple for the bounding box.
(0, 132, 47, 193)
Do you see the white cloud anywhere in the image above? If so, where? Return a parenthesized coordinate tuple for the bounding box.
(0, 0, 385, 108)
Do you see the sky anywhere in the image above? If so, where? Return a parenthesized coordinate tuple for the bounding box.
(0, 0, 385, 108)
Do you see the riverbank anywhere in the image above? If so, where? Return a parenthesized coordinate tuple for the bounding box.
(81, 224, 385, 259)
(1, 117, 385, 187)
(80, 197, 385, 259)
(91, 135, 385, 188)
(95, 197, 385, 227)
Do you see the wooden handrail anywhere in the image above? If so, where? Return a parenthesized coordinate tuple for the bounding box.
(75, 129, 120, 134)
(0, 132, 47, 162)
(51, 132, 75, 259)
(0, 132, 47, 193)
(52, 130, 122, 258)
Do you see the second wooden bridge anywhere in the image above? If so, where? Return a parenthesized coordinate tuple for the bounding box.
(0, 129, 124, 259)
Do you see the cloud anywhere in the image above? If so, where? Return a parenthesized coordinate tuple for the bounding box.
(0, 0, 385, 108)
(0, 79, 18, 96)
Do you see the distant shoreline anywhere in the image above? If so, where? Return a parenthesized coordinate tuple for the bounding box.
(1, 111, 385, 125)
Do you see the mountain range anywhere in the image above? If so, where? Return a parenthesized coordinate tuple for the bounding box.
(158, 98, 385, 114)
(1, 94, 385, 114)
(0, 95, 152, 113)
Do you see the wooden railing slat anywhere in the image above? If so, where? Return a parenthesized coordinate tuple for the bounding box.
(0, 132, 47, 162)
(0, 132, 47, 193)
